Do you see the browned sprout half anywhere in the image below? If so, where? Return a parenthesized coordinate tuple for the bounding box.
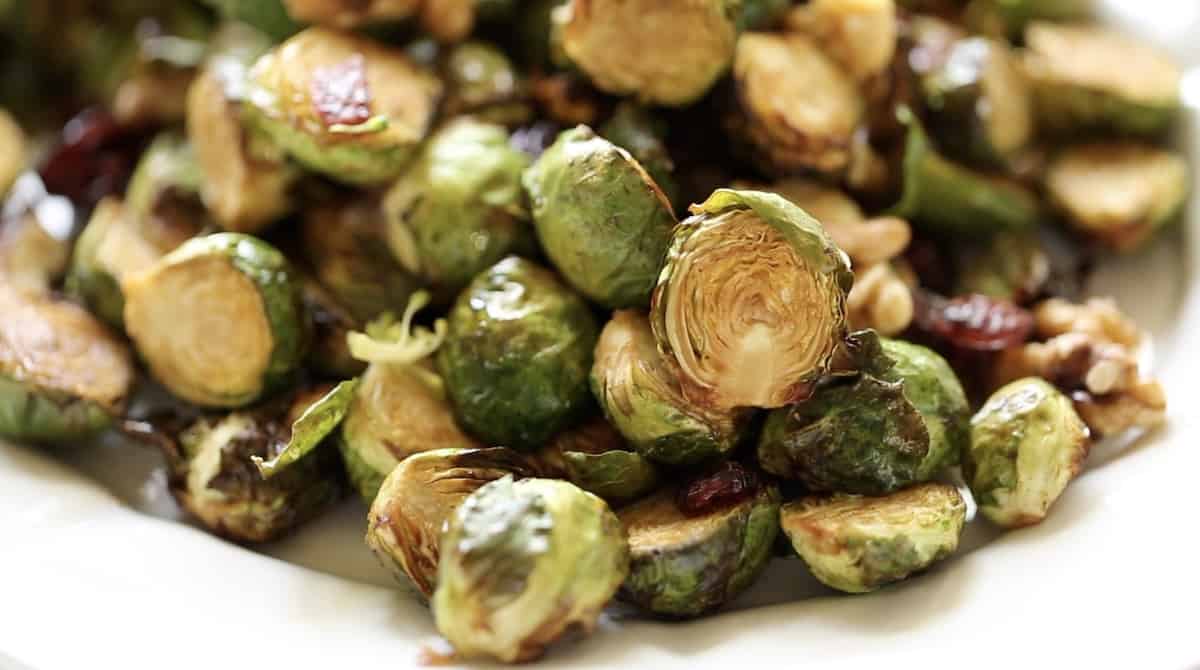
(651, 189, 851, 410)
(785, 0, 898, 82)
(728, 32, 864, 176)
(557, 0, 739, 106)
(1045, 141, 1188, 251)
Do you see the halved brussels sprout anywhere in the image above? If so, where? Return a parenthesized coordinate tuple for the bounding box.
(965, 377, 1090, 528)
(619, 483, 779, 617)
(651, 189, 851, 411)
(728, 32, 864, 176)
(954, 231, 1050, 303)
(244, 27, 442, 185)
(201, 0, 300, 40)
(523, 125, 675, 309)
(282, 0, 418, 28)
(188, 24, 298, 234)
(592, 310, 753, 467)
(964, 0, 1091, 39)
(124, 132, 207, 229)
(123, 233, 309, 408)
(600, 102, 678, 210)
(433, 477, 629, 663)
(539, 418, 659, 504)
(1044, 141, 1188, 252)
(890, 109, 1039, 236)
(302, 198, 422, 324)
(384, 119, 534, 296)
(156, 384, 346, 542)
(758, 333, 969, 494)
(557, 0, 738, 106)
(0, 107, 24, 197)
(0, 284, 134, 442)
(1022, 22, 1181, 137)
(437, 257, 598, 450)
(785, 0, 897, 82)
(780, 483, 966, 593)
(66, 200, 154, 328)
(366, 447, 537, 598)
(441, 41, 532, 126)
(918, 37, 1033, 167)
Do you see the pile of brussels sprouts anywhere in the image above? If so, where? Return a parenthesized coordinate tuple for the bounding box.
(0, 0, 1183, 662)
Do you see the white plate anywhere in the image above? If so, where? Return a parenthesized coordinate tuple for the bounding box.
(3, 5, 1199, 668)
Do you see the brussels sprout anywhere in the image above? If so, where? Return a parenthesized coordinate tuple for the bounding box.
(1022, 23, 1181, 137)
(438, 257, 598, 450)
(433, 477, 629, 662)
(889, 109, 1039, 236)
(1044, 141, 1188, 252)
(964, 0, 1091, 39)
(955, 231, 1049, 303)
(557, 0, 738, 106)
(301, 281, 366, 378)
(123, 233, 309, 408)
(600, 102, 679, 209)
(917, 37, 1033, 167)
(302, 199, 422, 324)
(66, 200, 149, 328)
(366, 447, 537, 598)
(965, 377, 1090, 528)
(780, 483, 967, 593)
(592, 310, 753, 467)
(758, 334, 969, 494)
(201, 0, 300, 41)
(619, 482, 779, 617)
(187, 24, 298, 234)
(727, 32, 864, 176)
(156, 384, 346, 542)
(785, 0, 897, 82)
(0, 284, 134, 443)
(125, 132, 206, 229)
(523, 125, 675, 309)
(651, 189, 851, 411)
(282, 0, 418, 28)
(244, 27, 442, 185)
(0, 107, 23, 197)
(540, 418, 660, 504)
(441, 41, 532, 126)
(383, 119, 534, 296)
(339, 295, 482, 500)
(0, 177, 73, 292)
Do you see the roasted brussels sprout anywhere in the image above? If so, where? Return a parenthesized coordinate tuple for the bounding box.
(438, 257, 598, 450)
(758, 334, 969, 494)
(0, 178, 73, 292)
(383, 119, 533, 296)
(890, 110, 1039, 236)
(600, 102, 678, 210)
(441, 41, 531, 126)
(964, 0, 1091, 39)
(123, 233, 309, 408)
(67, 200, 151, 328)
(201, 0, 300, 41)
(1044, 141, 1188, 252)
(785, 0, 897, 82)
(0, 284, 134, 443)
(965, 377, 1090, 528)
(156, 384, 346, 542)
(651, 189, 851, 411)
(1022, 22, 1181, 137)
(188, 23, 298, 234)
(244, 27, 442, 185)
(556, 0, 738, 106)
(282, 0, 418, 28)
(124, 132, 206, 228)
(302, 198, 423, 324)
(917, 37, 1033, 167)
(523, 125, 675, 309)
(339, 294, 482, 500)
(540, 418, 659, 504)
(619, 483, 779, 617)
(0, 107, 23, 197)
(955, 231, 1049, 303)
(366, 447, 537, 598)
(432, 477, 629, 662)
(727, 32, 864, 176)
(592, 310, 753, 467)
(780, 483, 967, 593)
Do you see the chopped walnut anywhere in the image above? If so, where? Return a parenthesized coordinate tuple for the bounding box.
(828, 215, 911, 268)
(1034, 297, 1141, 348)
(785, 0, 898, 82)
(994, 332, 1140, 396)
(1072, 380, 1166, 439)
(847, 262, 913, 336)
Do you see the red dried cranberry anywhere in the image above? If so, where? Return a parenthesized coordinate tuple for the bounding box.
(311, 55, 373, 128)
(677, 461, 760, 517)
(38, 107, 146, 208)
(913, 291, 1034, 352)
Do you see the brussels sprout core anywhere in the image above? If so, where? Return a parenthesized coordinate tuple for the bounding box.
(652, 190, 850, 410)
(433, 477, 629, 662)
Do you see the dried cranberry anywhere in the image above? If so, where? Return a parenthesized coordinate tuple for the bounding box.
(38, 107, 147, 208)
(677, 461, 760, 517)
(311, 55, 373, 128)
(913, 291, 1034, 352)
